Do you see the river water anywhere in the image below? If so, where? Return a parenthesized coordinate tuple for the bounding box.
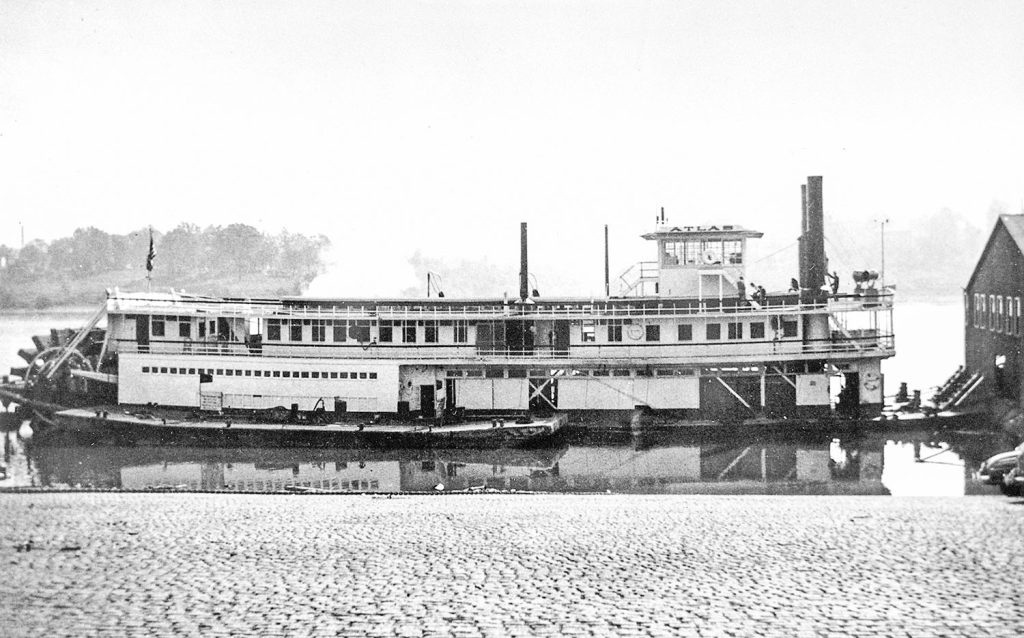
(1, 300, 1013, 497)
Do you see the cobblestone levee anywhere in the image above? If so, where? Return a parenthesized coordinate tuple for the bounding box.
(1, 494, 1022, 637)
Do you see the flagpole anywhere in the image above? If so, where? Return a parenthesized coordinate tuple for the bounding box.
(146, 227, 155, 292)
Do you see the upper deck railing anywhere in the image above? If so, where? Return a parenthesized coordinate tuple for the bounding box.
(107, 291, 893, 322)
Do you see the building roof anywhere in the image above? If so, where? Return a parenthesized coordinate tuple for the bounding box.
(966, 215, 1024, 291)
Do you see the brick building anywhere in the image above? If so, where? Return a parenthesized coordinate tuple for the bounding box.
(964, 215, 1024, 405)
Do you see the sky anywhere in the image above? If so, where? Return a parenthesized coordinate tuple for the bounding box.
(2, 0, 1022, 297)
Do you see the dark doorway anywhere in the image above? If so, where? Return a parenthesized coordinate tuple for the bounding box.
(217, 317, 232, 341)
(553, 320, 570, 355)
(135, 315, 150, 349)
(837, 372, 860, 417)
(420, 384, 435, 416)
(506, 320, 534, 354)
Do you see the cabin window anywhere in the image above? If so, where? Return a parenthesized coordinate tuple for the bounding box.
(402, 323, 416, 343)
(179, 320, 191, 338)
(750, 322, 765, 339)
(333, 321, 347, 342)
(782, 320, 798, 338)
(581, 320, 596, 342)
(645, 325, 660, 342)
(359, 372, 367, 379)
(301, 371, 309, 378)
(724, 240, 743, 264)
(706, 324, 721, 340)
(678, 324, 693, 341)
(508, 369, 526, 378)
(188, 368, 196, 374)
(339, 372, 349, 379)
(311, 372, 319, 378)
(142, 366, 150, 373)
(152, 317, 165, 337)
(199, 321, 206, 338)
(311, 321, 326, 342)
(700, 240, 723, 265)
(225, 369, 233, 376)
(255, 370, 262, 377)
(378, 321, 393, 343)
(290, 321, 303, 341)
(369, 372, 377, 379)
(607, 320, 623, 342)
(160, 367, 168, 373)
(486, 368, 504, 378)
(282, 371, 291, 378)
(272, 370, 280, 377)
(464, 370, 484, 378)
(454, 320, 469, 343)
(612, 369, 631, 377)
(424, 321, 438, 343)
(267, 320, 281, 341)
(727, 322, 743, 339)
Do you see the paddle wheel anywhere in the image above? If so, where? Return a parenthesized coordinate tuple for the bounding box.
(3, 304, 112, 410)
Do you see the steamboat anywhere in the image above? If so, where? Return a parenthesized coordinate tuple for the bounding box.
(2, 177, 895, 442)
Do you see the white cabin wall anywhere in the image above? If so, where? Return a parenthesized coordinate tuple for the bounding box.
(796, 374, 830, 406)
(119, 353, 400, 412)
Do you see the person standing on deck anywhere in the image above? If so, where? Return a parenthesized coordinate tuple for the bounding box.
(737, 277, 747, 302)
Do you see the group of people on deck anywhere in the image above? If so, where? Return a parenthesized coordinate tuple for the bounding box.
(736, 271, 841, 304)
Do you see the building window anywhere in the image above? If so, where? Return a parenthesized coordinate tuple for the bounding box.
(179, 320, 191, 338)
(267, 320, 281, 341)
(402, 323, 416, 343)
(608, 320, 623, 342)
(332, 321, 347, 342)
(645, 325, 660, 342)
(1011, 299, 1019, 339)
(379, 321, 393, 343)
(290, 321, 303, 341)
(979, 294, 986, 328)
(706, 324, 721, 340)
(152, 317, 165, 337)
(311, 321, 326, 342)
(424, 321, 438, 343)
(989, 295, 995, 330)
(581, 320, 596, 342)
(727, 322, 743, 339)
(678, 324, 692, 341)
(750, 322, 765, 339)
(454, 320, 469, 343)
(782, 320, 798, 338)
(997, 296, 1004, 333)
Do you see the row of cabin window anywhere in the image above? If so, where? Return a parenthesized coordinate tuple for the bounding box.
(264, 319, 468, 344)
(971, 294, 1022, 336)
(599, 320, 797, 342)
(140, 366, 378, 380)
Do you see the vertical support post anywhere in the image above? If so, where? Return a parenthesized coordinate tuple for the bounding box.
(760, 368, 766, 409)
(604, 224, 610, 298)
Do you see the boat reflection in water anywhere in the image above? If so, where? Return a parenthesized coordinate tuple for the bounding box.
(14, 426, 1011, 497)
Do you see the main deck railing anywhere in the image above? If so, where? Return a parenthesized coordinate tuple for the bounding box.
(114, 334, 894, 363)
(108, 293, 893, 322)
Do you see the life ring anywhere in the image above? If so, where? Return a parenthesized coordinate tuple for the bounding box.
(862, 371, 880, 392)
(627, 324, 643, 340)
(701, 249, 718, 265)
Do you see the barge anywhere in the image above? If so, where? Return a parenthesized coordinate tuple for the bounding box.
(2, 176, 895, 441)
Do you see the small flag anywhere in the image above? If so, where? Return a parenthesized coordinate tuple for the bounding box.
(199, 372, 213, 383)
(146, 229, 156, 273)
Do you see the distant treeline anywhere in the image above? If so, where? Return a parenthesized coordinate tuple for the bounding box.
(0, 224, 330, 309)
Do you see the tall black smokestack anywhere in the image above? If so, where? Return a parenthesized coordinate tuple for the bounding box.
(804, 176, 825, 301)
(519, 222, 528, 302)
